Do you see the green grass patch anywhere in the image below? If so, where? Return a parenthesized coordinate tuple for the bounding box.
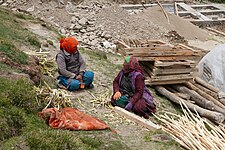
(25, 129, 84, 150)
(0, 106, 26, 141)
(208, 0, 225, 3)
(0, 77, 40, 112)
(80, 48, 108, 60)
(15, 12, 33, 20)
(0, 62, 22, 72)
(27, 35, 41, 48)
(47, 39, 54, 46)
(0, 8, 41, 48)
(0, 40, 28, 64)
(144, 130, 183, 150)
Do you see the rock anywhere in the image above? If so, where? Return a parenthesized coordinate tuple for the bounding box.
(80, 29, 86, 33)
(69, 24, 76, 30)
(78, 17, 88, 26)
(0, 0, 4, 5)
(91, 39, 98, 45)
(11, 7, 17, 11)
(27, 5, 35, 12)
(54, 22, 60, 27)
(1, 3, 8, 6)
(66, 1, 76, 13)
(104, 33, 112, 39)
(101, 31, 108, 38)
(70, 16, 78, 23)
(86, 27, 96, 32)
(74, 23, 83, 30)
(101, 41, 116, 49)
(59, 0, 65, 5)
(48, 16, 55, 21)
(81, 35, 88, 40)
(89, 35, 96, 41)
(60, 28, 66, 34)
(6, 0, 14, 3)
(69, 31, 78, 36)
(87, 21, 95, 25)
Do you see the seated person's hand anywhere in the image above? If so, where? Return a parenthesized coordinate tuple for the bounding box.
(75, 74, 83, 82)
(113, 91, 121, 100)
(125, 102, 133, 111)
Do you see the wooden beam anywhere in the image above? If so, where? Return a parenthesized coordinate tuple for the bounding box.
(185, 82, 225, 109)
(195, 77, 219, 93)
(116, 41, 131, 48)
(177, 3, 211, 21)
(114, 106, 161, 130)
(172, 85, 225, 115)
(154, 86, 225, 123)
(206, 27, 225, 37)
(193, 82, 218, 99)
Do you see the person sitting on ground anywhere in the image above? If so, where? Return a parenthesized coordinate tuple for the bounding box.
(56, 37, 94, 91)
(111, 56, 156, 119)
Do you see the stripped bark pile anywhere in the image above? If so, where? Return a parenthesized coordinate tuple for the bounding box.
(155, 77, 225, 124)
(116, 39, 202, 85)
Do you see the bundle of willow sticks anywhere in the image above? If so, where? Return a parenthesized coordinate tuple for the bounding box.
(156, 102, 225, 150)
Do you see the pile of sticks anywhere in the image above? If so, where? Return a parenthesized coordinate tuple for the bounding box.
(156, 103, 225, 150)
(34, 81, 72, 109)
(116, 39, 202, 85)
(155, 77, 225, 124)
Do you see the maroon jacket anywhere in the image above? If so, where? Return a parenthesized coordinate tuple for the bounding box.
(113, 71, 145, 105)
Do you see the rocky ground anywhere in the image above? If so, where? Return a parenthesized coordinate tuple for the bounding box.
(2, 0, 223, 52)
(1, 0, 225, 149)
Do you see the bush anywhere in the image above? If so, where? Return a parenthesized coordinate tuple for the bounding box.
(27, 36, 41, 48)
(0, 107, 26, 141)
(0, 77, 40, 113)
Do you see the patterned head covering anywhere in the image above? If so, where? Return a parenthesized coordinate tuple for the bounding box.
(60, 37, 79, 54)
(123, 56, 144, 74)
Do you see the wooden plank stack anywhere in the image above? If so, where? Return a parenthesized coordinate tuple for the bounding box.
(116, 39, 202, 85)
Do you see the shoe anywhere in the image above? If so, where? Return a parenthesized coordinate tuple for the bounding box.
(56, 79, 67, 89)
(86, 83, 94, 89)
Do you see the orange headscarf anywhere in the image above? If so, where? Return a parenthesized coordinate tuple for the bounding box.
(60, 37, 79, 54)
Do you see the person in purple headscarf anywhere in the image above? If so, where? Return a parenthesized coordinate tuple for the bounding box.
(111, 56, 156, 119)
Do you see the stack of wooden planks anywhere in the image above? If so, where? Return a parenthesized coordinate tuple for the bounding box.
(116, 39, 202, 85)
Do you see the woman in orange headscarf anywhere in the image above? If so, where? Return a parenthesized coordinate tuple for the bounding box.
(56, 37, 94, 91)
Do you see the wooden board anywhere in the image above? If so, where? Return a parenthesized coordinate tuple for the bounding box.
(135, 56, 200, 61)
(150, 73, 194, 81)
(125, 46, 194, 53)
(114, 106, 161, 130)
(141, 64, 194, 76)
(154, 60, 195, 67)
(128, 51, 196, 57)
(145, 79, 190, 85)
(152, 68, 194, 75)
